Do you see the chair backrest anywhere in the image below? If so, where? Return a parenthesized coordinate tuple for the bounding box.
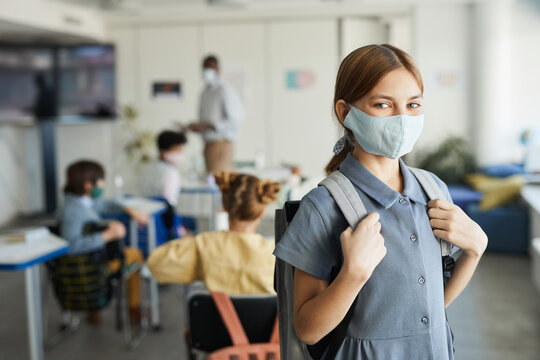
(47, 249, 113, 312)
(187, 290, 278, 353)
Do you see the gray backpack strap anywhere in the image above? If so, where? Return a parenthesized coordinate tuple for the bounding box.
(316, 170, 367, 360)
(319, 171, 368, 229)
(408, 167, 452, 257)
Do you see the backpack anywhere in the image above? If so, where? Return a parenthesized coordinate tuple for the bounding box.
(206, 291, 281, 360)
(274, 168, 454, 360)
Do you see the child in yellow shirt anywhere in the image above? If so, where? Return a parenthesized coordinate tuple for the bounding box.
(147, 172, 280, 294)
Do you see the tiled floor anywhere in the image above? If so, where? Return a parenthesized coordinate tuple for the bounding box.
(0, 253, 539, 360)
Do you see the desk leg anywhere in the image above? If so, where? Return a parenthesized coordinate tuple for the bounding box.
(148, 217, 160, 329)
(130, 220, 138, 249)
(25, 265, 43, 360)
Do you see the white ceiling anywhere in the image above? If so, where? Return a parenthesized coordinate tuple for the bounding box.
(49, 0, 331, 11)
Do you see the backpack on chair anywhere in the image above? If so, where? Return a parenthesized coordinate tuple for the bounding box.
(274, 168, 455, 360)
(205, 291, 280, 360)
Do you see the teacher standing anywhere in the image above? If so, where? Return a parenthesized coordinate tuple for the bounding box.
(189, 55, 244, 173)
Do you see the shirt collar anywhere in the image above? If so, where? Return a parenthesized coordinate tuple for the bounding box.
(338, 153, 427, 209)
(80, 195, 93, 208)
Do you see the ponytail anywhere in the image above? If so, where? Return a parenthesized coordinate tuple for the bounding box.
(325, 133, 354, 174)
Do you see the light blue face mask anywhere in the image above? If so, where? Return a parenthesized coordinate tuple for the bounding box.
(343, 105, 424, 159)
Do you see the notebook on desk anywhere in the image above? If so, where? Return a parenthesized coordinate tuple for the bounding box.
(0, 235, 67, 264)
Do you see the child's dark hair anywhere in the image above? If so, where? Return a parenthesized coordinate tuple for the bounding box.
(157, 130, 187, 151)
(214, 172, 281, 222)
(64, 160, 105, 195)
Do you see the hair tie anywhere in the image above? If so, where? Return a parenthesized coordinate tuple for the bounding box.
(333, 136, 347, 155)
(333, 134, 355, 155)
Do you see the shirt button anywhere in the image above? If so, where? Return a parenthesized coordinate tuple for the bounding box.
(399, 198, 407, 204)
(418, 276, 425, 284)
(421, 317, 429, 324)
(410, 234, 417, 242)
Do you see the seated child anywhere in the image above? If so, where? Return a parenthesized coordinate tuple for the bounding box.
(139, 130, 188, 238)
(139, 130, 187, 206)
(147, 172, 281, 294)
(59, 160, 147, 324)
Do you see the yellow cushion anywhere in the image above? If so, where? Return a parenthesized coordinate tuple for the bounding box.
(466, 174, 525, 211)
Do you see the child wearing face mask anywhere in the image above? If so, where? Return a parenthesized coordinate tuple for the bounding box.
(59, 160, 148, 324)
(139, 130, 187, 206)
(139, 130, 188, 238)
(273, 45, 488, 359)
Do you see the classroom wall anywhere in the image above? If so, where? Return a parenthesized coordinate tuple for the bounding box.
(106, 4, 473, 180)
(107, 18, 343, 181)
(510, 0, 540, 161)
(5, 0, 538, 224)
(410, 3, 471, 158)
(55, 122, 116, 205)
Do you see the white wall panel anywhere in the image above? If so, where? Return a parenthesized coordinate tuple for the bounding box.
(341, 18, 388, 59)
(107, 28, 139, 193)
(137, 25, 204, 174)
(268, 19, 339, 177)
(56, 122, 114, 203)
(201, 22, 267, 163)
(412, 4, 470, 157)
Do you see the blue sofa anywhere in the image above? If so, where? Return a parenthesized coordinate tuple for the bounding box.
(447, 185, 529, 254)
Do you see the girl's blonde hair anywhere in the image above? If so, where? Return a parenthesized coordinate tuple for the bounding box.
(214, 172, 281, 221)
(326, 44, 423, 174)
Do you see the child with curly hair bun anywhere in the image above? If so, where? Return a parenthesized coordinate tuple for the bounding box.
(147, 172, 281, 294)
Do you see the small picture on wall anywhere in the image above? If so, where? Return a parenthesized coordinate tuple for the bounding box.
(152, 81, 181, 99)
(286, 70, 316, 90)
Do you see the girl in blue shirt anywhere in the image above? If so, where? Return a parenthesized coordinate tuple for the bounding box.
(274, 44, 487, 359)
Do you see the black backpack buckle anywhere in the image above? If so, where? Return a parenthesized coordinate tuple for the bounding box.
(442, 255, 455, 279)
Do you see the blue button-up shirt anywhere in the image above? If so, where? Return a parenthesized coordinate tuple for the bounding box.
(59, 193, 125, 255)
(274, 153, 455, 359)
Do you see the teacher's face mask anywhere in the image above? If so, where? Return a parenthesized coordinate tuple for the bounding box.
(344, 105, 424, 159)
(203, 68, 219, 86)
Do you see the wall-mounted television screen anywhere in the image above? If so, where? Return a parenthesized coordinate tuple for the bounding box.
(0, 44, 116, 123)
(58, 45, 116, 119)
(0, 46, 54, 122)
